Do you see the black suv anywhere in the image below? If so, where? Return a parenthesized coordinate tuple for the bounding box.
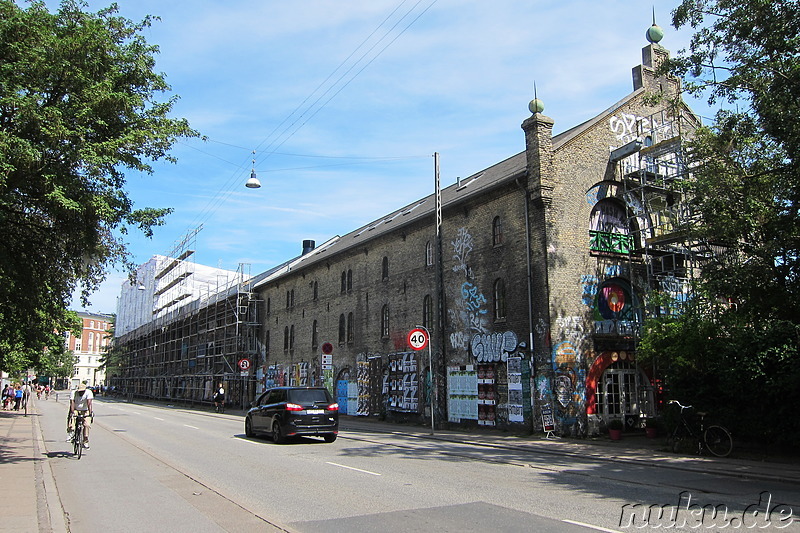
(245, 386, 339, 443)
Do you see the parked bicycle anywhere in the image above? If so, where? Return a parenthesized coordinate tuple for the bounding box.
(69, 413, 90, 459)
(667, 400, 733, 457)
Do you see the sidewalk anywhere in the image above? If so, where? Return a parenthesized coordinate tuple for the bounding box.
(0, 399, 67, 533)
(338, 416, 800, 486)
(3, 399, 799, 533)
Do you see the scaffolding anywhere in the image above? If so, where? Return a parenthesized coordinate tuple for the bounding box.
(113, 247, 263, 409)
(606, 107, 710, 419)
(618, 108, 706, 317)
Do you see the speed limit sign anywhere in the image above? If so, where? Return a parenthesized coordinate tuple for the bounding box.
(407, 328, 429, 351)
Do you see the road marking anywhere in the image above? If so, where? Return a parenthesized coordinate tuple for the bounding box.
(326, 462, 381, 476)
(184, 424, 199, 429)
(154, 417, 164, 421)
(563, 519, 622, 533)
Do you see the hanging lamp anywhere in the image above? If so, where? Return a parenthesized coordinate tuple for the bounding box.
(245, 150, 261, 188)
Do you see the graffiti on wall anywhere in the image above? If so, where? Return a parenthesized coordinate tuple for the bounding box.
(470, 330, 519, 363)
(451, 226, 474, 277)
(609, 112, 672, 144)
(449, 227, 490, 350)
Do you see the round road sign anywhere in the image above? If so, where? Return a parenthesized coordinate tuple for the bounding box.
(407, 328, 429, 351)
(238, 358, 251, 370)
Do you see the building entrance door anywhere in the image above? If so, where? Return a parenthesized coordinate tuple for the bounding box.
(598, 361, 642, 425)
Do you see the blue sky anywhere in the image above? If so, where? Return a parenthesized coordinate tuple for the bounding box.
(63, 0, 719, 314)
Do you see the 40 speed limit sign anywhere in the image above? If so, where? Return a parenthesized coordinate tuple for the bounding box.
(407, 328, 429, 351)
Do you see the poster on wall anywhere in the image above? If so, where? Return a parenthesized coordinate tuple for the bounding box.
(507, 357, 524, 423)
(387, 352, 420, 413)
(477, 364, 496, 426)
(356, 360, 370, 416)
(447, 366, 478, 422)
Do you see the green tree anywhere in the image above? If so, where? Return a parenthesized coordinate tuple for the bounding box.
(639, 0, 800, 446)
(0, 1, 198, 372)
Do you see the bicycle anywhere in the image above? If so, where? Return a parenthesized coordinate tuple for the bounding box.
(667, 400, 733, 457)
(214, 399, 225, 413)
(69, 413, 90, 459)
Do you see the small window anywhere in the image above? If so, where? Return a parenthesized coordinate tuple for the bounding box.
(313, 280, 318, 301)
(338, 314, 346, 344)
(492, 216, 504, 246)
(425, 241, 434, 266)
(289, 325, 295, 351)
(286, 290, 291, 309)
(265, 330, 270, 354)
(347, 312, 354, 343)
(341, 271, 347, 294)
(312, 320, 319, 349)
(347, 269, 353, 292)
(493, 278, 507, 320)
(381, 305, 390, 338)
(283, 326, 289, 351)
(382, 256, 389, 280)
(266, 297, 271, 315)
(423, 295, 433, 330)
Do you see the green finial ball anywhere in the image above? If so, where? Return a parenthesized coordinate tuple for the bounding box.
(646, 23, 664, 44)
(529, 98, 545, 114)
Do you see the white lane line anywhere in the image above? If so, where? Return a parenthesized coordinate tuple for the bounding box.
(326, 462, 381, 476)
(154, 417, 164, 421)
(563, 519, 622, 533)
(184, 424, 199, 429)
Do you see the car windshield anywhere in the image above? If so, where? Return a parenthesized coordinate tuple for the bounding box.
(288, 389, 330, 405)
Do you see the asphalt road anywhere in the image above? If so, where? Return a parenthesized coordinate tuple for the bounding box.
(37, 396, 800, 532)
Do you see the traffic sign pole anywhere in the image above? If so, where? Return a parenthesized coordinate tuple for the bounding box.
(409, 327, 434, 435)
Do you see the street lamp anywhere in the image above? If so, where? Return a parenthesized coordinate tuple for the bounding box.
(245, 151, 261, 188)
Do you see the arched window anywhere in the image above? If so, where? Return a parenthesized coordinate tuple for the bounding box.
(341, 271, 347, 294)
(425, 241, 434, 266)
(589, 199, 632, 254)
(265, 330, 270, 354)
(338, 314, 346, 344)
(312, 280, 318, 301)
(381, 305, 390, 338)
(382, 256, 389, 280)
(493, 278, 506, 320)
(283, 326, 289, 351)
(347, 312, 354, 343)
(347, 269, 353, 292)
(423, 295, 433, 329)
(492, 216, 504, 246)
(311, 320, 318, 349)
(289, 325, 295, 350)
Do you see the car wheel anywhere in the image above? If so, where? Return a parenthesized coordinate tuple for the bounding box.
(245, 417, 254, 438)
(323, 434, 337, 443)
(272, 421, 285, 444)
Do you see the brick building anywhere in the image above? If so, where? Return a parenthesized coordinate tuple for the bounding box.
(66, 311, 113, 389)
(115, 27, 700, 436)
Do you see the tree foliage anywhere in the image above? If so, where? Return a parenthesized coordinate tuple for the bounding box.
(0, 1, 197, 372)
(639, 0, 800, 446)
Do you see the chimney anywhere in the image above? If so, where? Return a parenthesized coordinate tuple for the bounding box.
(302, 240, 316, 255)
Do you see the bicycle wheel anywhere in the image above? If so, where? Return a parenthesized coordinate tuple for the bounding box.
(73, 426, 82, 459)
(704, 425, 733, 457)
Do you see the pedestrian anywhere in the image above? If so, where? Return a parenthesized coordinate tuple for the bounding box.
(13, 384, 23, 410)
(1, 384, 10, 409)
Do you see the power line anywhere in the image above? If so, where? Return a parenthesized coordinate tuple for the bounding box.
(178, 0, 439, 248)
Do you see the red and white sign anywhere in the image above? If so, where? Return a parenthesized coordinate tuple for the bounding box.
(407, 328, 429, 351)
(238, 358, 251, 370)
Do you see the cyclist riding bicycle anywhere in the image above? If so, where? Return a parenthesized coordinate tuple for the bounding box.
(213, 384, 225, 412)
(67, 382, 94, 449)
